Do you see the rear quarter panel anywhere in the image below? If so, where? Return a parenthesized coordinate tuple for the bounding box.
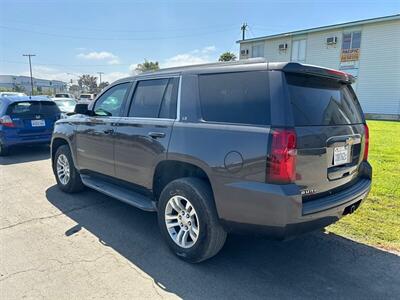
(167, 122, 270, 221)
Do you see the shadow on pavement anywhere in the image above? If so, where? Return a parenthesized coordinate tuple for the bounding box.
(0, 145, 50, 165)
(46, 185, 400, 299)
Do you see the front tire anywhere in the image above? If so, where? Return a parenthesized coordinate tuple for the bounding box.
(158, 178, 227, 263)
(53, 145, 84, 193)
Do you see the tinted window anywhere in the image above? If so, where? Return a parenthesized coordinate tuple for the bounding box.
(159, 78, 179, 119)
(94, 83, 130, 117)
(129, 78, 178, 118)
(286, 74, 364, 126)
(7, 101, 60, 116)
(198, 71, 270, 125)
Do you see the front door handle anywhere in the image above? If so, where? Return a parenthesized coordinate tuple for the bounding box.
(148, 131, 166, 139)
(103, 129, 114, 134)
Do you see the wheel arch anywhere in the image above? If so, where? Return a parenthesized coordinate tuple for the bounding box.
(152, 159, 214, 203)
(51, 136, 76, 166)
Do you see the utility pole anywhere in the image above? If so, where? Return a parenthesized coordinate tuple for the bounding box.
(23, 54, 36, 96)
(241, 22, 248, 41)
(97, 72, 104, 85)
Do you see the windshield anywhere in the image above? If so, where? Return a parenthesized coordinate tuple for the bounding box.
(286, 74, 364, 126)
(55, 100, 76, 112)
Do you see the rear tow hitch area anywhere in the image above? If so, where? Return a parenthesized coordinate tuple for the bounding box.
(343, 200, 362, 215)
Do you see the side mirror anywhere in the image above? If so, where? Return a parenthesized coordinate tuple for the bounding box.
(74, 103, 89, 115)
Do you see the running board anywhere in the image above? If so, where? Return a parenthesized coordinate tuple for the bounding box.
(80, 175, 157, 212)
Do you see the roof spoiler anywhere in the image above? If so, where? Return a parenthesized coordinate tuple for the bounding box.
(280, 63, 355, 83)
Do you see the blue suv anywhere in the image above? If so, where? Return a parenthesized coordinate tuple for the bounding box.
(0, 96, 61, 155)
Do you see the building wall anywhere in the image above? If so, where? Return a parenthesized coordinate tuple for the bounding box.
(239, 19, 400, 117)
(357, 20, 400, 115)
(0, 75, 66, 93)
(305, 29, 343, 69)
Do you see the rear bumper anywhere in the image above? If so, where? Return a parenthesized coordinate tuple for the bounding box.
(0, 133, 52, 146)
(217, 162, 372, 239)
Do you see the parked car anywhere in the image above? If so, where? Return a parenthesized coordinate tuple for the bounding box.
(51, 60, 372, 263)
(79, 93, 96, 102)
(0, 92, 27, 97)
(35, 95, 53, 100)
(0, 96, 61, 155)
(55, 93, 75, 99)
(53, 97, 77, 118)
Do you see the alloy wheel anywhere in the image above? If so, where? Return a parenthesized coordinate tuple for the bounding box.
(165, 195, 200, 248)
(56, 154, 70, 185)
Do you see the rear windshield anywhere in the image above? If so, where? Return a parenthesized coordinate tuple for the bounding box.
(7, 101, 60, 116)
(198, 71, 270, 126)
(286, 74, 364, 126)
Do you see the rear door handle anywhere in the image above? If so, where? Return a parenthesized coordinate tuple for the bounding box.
(103, 129, 114, 134)
(148, 131, 166, 139)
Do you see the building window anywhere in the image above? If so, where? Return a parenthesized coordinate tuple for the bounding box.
(251, 44, 264, 58)
(341, 31, 361, 62)
(342, 31, 361, 50)
(291, 39, 306, 62)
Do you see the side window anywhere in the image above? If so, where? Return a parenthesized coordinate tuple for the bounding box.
(129, 78, 178, 119)
(198, 71, 270, 125)
(94, 83, 130, 117)
(159, 78, 179, 119)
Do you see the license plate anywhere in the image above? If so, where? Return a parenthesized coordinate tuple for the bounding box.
(31, 119, 45, 127)
(334, 145, 349, 166)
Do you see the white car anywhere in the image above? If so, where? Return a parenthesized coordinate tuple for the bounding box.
(55, 93, 75, 99)
(79, 93, 96, 102)
(52, 97, 77, 118)
(0, 92, 27, 97)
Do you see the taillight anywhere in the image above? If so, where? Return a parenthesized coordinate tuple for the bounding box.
(0, 115, 15, 128)
(267, 128, 297, 184)
(363, 124, 369, 161)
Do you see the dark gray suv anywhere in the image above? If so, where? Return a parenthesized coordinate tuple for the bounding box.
(51, 59, 372, 263)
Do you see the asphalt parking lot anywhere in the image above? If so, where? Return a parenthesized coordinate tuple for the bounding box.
(1, 146, 399, 299)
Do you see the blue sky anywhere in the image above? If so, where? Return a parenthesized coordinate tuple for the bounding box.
(0, 0, 399, 83)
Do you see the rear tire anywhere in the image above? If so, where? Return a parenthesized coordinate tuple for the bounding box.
(53, 145, 84, 193)
(0, 143, 9, 156)
(158, 177, 227, 263)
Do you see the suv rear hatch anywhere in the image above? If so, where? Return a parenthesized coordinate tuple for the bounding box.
(283, 67, 368, 199)
(5, 101, 60, 138)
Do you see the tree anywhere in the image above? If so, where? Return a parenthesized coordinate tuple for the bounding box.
(218, 52, 237, 62)
(78, 74, 98, 93)
(98, 81, 110, 92)
(13, 84, 26, 93)
(136, 60, 159, 73)
(69, 84, 80, 97)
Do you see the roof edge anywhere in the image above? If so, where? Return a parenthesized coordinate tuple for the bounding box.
(237, 14, 400, 44)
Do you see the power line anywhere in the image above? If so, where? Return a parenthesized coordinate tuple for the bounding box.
(0, 25, 237, 41)
(0, 59, 132, 67)
(1, 19, 237, 34)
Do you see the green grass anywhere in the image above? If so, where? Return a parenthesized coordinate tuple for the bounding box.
(328, 120, 400, 252)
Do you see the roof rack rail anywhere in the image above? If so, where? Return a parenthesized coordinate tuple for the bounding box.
(155, 57, 268, 73)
